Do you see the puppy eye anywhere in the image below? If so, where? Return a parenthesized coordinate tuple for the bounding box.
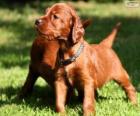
(53, 14, 59, 19)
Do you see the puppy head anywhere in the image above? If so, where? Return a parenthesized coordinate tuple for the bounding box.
(35, 3, 85, 44)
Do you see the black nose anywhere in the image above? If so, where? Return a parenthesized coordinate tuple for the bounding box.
(35, 19, 42, 25)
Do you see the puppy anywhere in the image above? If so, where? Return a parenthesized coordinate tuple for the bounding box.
(34, 3, 137, 116)
(18, 13, 91, 98)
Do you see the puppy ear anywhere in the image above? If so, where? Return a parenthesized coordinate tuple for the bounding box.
(71, 9, 85, 44)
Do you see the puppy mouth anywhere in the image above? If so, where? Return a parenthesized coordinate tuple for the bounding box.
(37, 29, 47, 36)
(35, 27, 46, 35)
(35, 28, 50, 39)
(36, 28, 60, 41)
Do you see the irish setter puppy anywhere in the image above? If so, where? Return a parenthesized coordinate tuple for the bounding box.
(35, 3, 137, 115)
(18, 9, 90, 98)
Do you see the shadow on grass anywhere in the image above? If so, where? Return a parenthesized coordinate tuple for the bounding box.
(0, 85, 82, 115)
(96, 95, 128, 103)
(0, 85, 55, 109)
(0, 84, 128, 116)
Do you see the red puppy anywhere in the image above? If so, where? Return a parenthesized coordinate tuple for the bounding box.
(34, 3, 137, 116)
(18, 14, 91, 98)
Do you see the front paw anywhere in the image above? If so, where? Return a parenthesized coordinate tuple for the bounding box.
(55, 105, 65, 113)
(83, 104, 95, 116)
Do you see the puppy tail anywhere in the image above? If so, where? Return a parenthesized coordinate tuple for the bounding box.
(100, 22, 121, 48)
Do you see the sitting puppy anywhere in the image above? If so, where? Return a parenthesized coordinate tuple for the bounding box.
(34, 3, 137, 116)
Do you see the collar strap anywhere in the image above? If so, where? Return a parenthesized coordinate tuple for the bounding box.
(59, 43, 84, 66)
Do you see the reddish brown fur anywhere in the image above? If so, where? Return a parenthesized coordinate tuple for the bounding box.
(34, 3, 137, 116)
(18, 8, 91, 98)
(18, 38, 59, 98)
(19, 3, 137, 116)
(100, 22, 121, 48)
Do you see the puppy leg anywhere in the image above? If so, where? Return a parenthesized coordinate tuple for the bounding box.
(78, 89, 98, 102)
(55, 69, 67, 113)
(83, 81, 95, 116)
(18, 65, 38, 99)
(114, 69, 137, 105)
(55, 80, 67, 113)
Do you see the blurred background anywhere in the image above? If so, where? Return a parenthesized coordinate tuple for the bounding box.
(0, 0, 140, 116)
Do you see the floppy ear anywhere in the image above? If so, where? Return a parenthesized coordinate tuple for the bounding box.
(71, 9, 85, 44)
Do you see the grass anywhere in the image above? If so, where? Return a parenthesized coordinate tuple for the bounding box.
(0, 1, 140, 116)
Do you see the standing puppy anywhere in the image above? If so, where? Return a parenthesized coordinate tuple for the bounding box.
(40, 3, 136, 116)
(22, 3, 136, 116)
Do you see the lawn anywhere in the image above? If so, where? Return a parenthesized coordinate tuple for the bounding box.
(0, 1, 140, 116)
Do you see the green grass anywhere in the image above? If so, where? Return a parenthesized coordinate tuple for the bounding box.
(0, 1, 140, 116)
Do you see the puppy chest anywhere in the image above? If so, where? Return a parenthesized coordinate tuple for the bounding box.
(65, 65, 84, 88)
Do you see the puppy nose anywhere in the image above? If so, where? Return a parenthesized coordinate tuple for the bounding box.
(35, 19, 42, 25)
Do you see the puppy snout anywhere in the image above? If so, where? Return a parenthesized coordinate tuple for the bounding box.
(35, 19, 42, 25)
